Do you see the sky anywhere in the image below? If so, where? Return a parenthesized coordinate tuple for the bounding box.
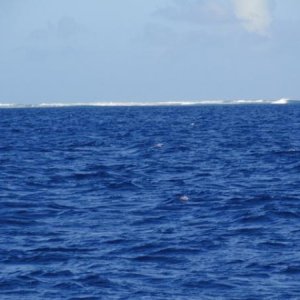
(0, 0, 299, 104)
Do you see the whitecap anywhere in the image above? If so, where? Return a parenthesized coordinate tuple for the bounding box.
(0, 98, 291, 108)
(271, 98, 289, 105)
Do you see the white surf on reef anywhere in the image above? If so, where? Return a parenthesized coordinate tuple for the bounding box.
(0, 98, 292, 108)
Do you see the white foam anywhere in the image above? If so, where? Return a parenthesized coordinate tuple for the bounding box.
(0, 98, 292, 108)
(0, 103, 17, 108)
(179, 195, 189, 202)
(271, 98, 289, 105)
(153, 143, 164, 148)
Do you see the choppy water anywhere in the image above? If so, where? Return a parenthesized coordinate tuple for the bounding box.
(1, 104, 300, 299)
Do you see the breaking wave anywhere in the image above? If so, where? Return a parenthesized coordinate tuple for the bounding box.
(0, 98, 293, 108)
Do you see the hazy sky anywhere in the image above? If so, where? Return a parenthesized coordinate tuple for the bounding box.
(0, 0, 299, 103)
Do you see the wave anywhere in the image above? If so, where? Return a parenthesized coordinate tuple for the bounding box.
(0, 103, 20, 108)
(0, 98, 293, 108)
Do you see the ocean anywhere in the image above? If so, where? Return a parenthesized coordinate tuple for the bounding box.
(1, 103, 300, 299)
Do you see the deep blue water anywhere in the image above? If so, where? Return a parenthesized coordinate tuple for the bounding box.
(1, 105, 300, 299)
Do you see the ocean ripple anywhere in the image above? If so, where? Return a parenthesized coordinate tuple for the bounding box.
(1, 104, 300, 299)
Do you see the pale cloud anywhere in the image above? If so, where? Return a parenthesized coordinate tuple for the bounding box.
(155, 0, 230, 24)
(232, 0, 272, 36)
(29, 17, 84, 41)
(156, 0, 274, 36)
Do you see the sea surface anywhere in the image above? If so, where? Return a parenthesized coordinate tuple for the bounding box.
(1, 104, 300, 299)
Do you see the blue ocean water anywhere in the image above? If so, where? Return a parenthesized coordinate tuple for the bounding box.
(1, 104, 300, 299)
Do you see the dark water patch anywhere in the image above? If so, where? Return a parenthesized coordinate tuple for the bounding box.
(133, 254, 187, 264)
